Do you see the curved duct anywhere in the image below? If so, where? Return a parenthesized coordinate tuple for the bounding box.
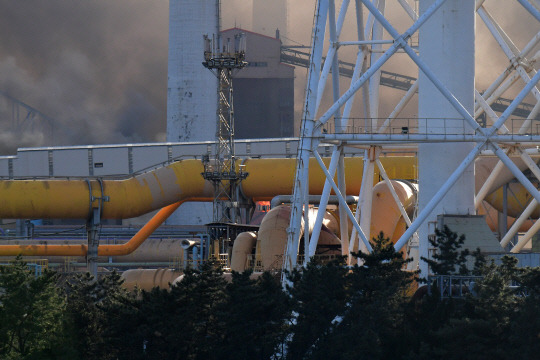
(258, 205, 293, 270)
(370, 180, 417, 250)
(478, 200, 534, 233)
(230, 232, 258, 272)
(181, 239, 200, 250)
(0, 199, 211, 257)
(485, 182, 540, 218)
(257, 205, 341, 270)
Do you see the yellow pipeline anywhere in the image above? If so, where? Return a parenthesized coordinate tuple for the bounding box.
(241, 157, 417, 201)
(0, 161, 213, 219)
(0, 157, 416, 220)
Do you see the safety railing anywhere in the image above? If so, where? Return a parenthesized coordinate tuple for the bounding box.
(427, 275, 482, 299)
(321, 117, 540, 136)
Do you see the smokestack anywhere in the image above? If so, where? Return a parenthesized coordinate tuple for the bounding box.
(167, 0, 218, 142)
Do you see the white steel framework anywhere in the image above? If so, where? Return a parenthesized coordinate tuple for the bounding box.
(284, 0, 540, 279)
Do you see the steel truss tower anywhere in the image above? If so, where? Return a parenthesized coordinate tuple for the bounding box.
(284, 0, 540, 280)
(202, 33, 248, 223)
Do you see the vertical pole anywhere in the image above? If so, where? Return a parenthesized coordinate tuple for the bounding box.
(86, 208, 100, 278)
(337, 147, 349, 254)
(358, 146, 378, 254)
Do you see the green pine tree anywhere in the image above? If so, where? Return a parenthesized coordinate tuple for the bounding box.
(0, 257, 76, 359)
(217, 270, 290, 360)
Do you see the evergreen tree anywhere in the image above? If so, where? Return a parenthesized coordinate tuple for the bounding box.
(135, 260, 227, 360)
(217, 271, 290, 360)
(286, 257, 349, 360)
(323, 232, 416, 360)
(0, 257, 76, 359)
(422, 225, 471, 276)
(64, 271, 135, 360)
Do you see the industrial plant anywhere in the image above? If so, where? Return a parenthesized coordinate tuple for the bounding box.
(0, 0, 540, 295)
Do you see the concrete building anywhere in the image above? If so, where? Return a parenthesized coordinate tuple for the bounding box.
(222, 28, 295, 139)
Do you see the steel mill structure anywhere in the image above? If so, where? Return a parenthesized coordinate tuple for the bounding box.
(284, 0, 540, 279)
(1, 0, 540, 286)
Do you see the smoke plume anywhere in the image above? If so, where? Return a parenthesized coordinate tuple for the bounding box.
(0, 0, 537, 153)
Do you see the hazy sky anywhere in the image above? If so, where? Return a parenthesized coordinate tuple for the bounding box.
(0, 0, 537, 153)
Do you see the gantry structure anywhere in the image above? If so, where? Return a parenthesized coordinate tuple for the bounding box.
(0, 90, 54, 141)
(284, 0, 540, 279)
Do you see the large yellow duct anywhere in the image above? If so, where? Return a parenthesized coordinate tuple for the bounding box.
(0, 158, 416, 220)
(241, 157, 416, 201)
(0, 161, 213, 219)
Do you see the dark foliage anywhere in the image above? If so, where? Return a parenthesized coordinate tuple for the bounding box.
(1, 228, 540, 360)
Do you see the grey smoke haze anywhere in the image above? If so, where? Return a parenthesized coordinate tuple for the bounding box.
(0, 0, 169, 153)
(0, 0, 537, 153)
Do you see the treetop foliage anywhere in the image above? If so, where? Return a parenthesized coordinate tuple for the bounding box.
(0, 229, 539, 359)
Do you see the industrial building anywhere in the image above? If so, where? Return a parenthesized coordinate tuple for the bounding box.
(222, 28, 295, 139)
(0, 0, 539, 293)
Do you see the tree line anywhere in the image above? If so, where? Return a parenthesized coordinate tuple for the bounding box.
(0, 228, 539, 359)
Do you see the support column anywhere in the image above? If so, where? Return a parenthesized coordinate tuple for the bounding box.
(86, 208, 100, 278)
(418, 0, 476, 277)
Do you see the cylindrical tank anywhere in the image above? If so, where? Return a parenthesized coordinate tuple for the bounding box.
(121, 268, 182, 291)
(230, 232, 257, 272)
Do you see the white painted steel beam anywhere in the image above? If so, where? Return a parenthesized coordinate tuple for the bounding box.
(284, 0, 328, 275)
(308, 148, 341, 258)
(518, 0, 540, 22)
(315, 0, 449, 129)
(288, 0, 540, 278)
(313, 151, 373, 252)
(394, 141, 486, 252)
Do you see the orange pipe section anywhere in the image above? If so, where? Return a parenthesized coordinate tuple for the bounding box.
(0, 199, 206, 257)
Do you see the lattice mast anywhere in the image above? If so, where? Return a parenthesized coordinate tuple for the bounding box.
(202, 32, 248, 223)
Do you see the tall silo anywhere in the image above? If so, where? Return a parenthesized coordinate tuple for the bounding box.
(417, 0, 476, 275)
(167, 0, 218, 142)
(167, 0, 218, 225)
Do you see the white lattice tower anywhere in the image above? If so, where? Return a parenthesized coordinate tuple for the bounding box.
(284, 0, 540, 281)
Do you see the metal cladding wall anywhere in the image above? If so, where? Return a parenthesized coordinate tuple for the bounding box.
(167, 0, 217, 142)
(234, 78, 294, 139)
(220, 28, 295, 139)
(167, 0, 218, 225)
